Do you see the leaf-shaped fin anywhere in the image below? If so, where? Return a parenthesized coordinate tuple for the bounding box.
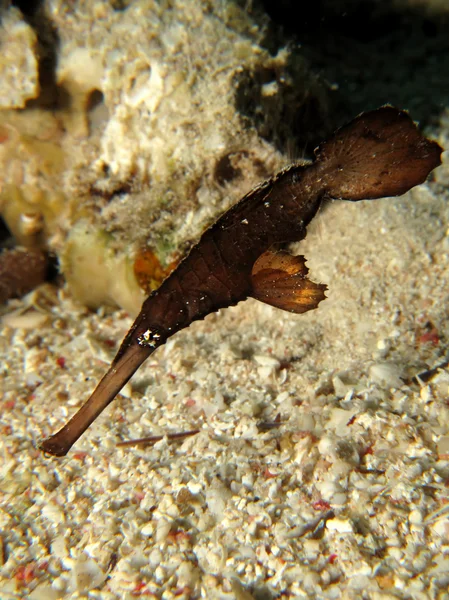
(315, 106, 443, 201)
(251, 250, 327, 314)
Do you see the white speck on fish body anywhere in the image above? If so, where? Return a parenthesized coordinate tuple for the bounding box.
(241, 219, 249, 224)
(138, 329, 161, 347)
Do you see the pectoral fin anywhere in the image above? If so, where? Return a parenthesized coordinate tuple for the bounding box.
(250, 250, 327, 314)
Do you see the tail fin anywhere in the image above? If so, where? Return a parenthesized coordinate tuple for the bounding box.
(315, 106, 442, 201)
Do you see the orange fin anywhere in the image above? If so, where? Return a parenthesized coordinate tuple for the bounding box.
(250, 250, 327, 314)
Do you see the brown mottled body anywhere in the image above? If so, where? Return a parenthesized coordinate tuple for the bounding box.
(40, 106, 442, 456)
(116, 163, 321, 351)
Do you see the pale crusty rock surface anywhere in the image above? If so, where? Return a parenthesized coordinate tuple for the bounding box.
(0, 0, 329, 314)
(0, 7, 39, 109)
(2, 1, 449, 600)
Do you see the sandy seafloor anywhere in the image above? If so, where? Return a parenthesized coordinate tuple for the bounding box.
(2, 6, 449, 600)
(2, 150, 449, 599)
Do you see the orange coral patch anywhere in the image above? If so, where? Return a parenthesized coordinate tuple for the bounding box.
(133, 249, 178, 294)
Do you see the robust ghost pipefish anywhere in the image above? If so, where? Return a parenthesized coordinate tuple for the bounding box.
(40, 106, 442, 456)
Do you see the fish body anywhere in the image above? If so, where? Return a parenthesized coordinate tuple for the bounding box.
(119, 162, 319, 354)
(40, 106, 442, 456)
